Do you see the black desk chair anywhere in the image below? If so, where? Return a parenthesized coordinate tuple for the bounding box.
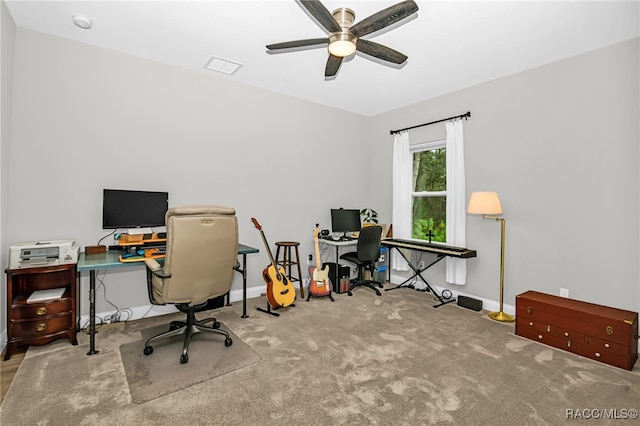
(339, 225, 384, 296)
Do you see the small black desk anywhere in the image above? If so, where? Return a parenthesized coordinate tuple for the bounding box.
(77, 243, 259, 355)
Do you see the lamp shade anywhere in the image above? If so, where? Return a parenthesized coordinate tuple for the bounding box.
(467, 191, 503, 215)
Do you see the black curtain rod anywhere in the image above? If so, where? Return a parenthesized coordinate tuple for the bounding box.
(390, 111, 471, 135)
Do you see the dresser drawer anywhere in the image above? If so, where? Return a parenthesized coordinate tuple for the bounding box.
(516, 325, 572, 351)
(10, 298, 73, 320)
(587, 335, 631, 357)
(571, 341, 633, 370)
(10, 314, 73, 338)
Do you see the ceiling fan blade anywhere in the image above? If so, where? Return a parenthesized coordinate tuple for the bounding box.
(266, 38, 328, 50)
(356, 39, 407, 64)
(351, 0, 419, 38)
(299, 0, 342, 33)
(325, 55, 343, 77)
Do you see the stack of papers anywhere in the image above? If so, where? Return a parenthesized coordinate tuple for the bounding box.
(27, 287, 66, 303)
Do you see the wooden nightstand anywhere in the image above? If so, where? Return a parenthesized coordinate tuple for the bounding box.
(4, 264, 77, 360)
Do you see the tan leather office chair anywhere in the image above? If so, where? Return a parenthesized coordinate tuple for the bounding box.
(143, 205, 239, 364)
(339, 225, 384, 296)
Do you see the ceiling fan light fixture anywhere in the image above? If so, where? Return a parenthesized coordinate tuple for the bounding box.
(328, 33, 357, 57)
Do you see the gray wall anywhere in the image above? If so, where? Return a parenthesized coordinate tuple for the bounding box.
(6, 28, 370, 326)
(2, 20, 639, 348)
(368, 38, 639, 313)
(1, 0, 16, 348)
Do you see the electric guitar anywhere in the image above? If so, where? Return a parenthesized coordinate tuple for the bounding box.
(251, 218, 296, 309)
(308, 224, 332, 296)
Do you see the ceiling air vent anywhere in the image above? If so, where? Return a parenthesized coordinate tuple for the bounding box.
(204, 56, 243, 75)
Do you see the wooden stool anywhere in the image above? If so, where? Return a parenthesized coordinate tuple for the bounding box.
(274, 241, 304, 299)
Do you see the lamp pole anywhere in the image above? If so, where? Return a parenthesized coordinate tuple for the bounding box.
(486, 216, 514, 322)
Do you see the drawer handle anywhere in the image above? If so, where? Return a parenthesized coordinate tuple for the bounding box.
(537, 334, 543, 340)
(529, 321, 534, 326)
(36, 307, 47, 316)
(606, 326, 614, 336)
(595, 352, 601, 358)
(36, 323, 47, 332)
(564, 332, 569, 337)
(527, 306, 533, 315)
(604, 343, 610, 348)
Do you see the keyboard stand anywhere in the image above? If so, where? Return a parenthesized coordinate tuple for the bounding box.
(385, 248, 455, 308)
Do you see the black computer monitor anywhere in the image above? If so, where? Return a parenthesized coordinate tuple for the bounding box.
(330, 208, 361, 236)
(102, 189, 169, 230)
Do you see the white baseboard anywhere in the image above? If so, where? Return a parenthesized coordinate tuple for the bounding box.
(78, 285, 266, 328)
(388, 273, 515, 315)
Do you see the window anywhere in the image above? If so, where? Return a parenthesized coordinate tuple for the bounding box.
(411, 140, 446, 243)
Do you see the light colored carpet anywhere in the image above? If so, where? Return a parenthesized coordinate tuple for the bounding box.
(1, 286, 639, 425)
(120, 321, 262, 403)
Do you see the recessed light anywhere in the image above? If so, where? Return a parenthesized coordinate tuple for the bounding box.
(72, 14, 93, 30)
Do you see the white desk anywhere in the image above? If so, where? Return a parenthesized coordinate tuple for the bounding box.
(318, 238, 357, 284)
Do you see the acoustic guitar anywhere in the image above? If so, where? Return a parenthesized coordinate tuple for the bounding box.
(251, 218, 296, 309)
(308, 225, 332, 296)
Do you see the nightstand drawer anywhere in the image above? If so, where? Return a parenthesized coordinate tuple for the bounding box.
(10, 314, 73, 338)
(10, 298, 73, 320)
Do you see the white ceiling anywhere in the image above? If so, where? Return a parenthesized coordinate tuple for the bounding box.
(5, 1, 639, 116)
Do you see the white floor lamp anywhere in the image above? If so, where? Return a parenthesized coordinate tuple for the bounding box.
(467, 191, 515, 322)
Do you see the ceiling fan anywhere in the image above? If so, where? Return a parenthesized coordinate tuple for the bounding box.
(266, 0, 419, 78)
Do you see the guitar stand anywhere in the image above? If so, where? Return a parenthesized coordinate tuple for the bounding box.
(257, 302, 296, 317)
(306, 291, 335, 302)
(385, 249, 455, 308)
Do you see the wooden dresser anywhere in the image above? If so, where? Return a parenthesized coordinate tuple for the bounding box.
(4, 264, 77, 360)
(515, 291, 638, 370)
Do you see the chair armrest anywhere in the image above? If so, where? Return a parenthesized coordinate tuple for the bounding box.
(144, 259, 171, 279)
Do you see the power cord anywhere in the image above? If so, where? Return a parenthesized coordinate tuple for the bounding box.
(97, 229, 116, 246)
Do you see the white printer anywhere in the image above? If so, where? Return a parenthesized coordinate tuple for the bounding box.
(9, 240, 80, 269)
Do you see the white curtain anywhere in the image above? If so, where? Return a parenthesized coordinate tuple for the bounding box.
(392, 131, 411, 271)
(445, 119, 467, 284)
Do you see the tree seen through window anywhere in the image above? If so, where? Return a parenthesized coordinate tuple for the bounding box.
(412, 145, 446, 242)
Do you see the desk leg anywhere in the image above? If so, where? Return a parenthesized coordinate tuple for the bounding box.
(87, 270, 99, 355)
(232, 254, 249, 318)
(241, 253, 248, 318)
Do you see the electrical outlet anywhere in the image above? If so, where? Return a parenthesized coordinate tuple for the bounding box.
(560, 288, 569, 298)
(308, 253, 313, 265)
